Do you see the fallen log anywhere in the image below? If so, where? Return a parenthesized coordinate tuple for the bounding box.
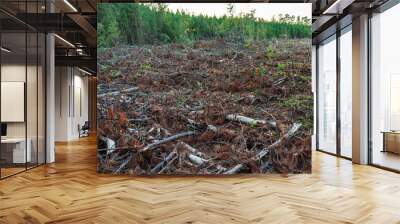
(224, 122, 302, 174)
(140, 131, 197, 152)
(226, 114, 276, 128)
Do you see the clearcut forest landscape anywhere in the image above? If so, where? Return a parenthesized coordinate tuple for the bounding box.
(97, 3, 313, 175)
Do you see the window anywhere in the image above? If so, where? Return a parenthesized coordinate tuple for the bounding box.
(370, 3, 400, 171)
(317, 35, 337, 154)
(339, 26, 352, 158)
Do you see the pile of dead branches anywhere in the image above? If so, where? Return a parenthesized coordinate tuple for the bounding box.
(97, 39, 312, 175)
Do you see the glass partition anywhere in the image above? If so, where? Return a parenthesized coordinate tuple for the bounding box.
(370, 4, 400, 171)
(317, 35, 337, 154)
(1, 30, 28, 177)
(0, 1, 46, 179)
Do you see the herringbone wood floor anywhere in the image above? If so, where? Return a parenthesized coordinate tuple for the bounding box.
(1, 135, 400, 224)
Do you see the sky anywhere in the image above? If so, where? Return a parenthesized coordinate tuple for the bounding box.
(165, 3, 311, 21)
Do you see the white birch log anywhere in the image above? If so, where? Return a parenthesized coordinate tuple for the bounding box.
(223, 164, 244, 174)
(226, 114, 276, 128)
(188, 154, 208, 166)
(177, 142, 207, 166)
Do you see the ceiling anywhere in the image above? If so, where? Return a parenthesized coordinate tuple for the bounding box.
(311, 0, 390, 43)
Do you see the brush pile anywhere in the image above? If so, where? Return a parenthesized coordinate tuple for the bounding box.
(97, 39, 312, 175)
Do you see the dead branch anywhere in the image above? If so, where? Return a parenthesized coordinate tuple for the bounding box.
(273, 77, 286, 86)
(177, 142, 207, 166)
(151, 150, 176, 173)
(224, 122, 302, 174)
(178, 141, 202, 156)
(216, 165, 227, 174)
(158, 155, 178, 174)
(256, 123, 302, 160)
(113, 155, 132, 174)
(98, 87, 139, 97)
(97, 146, 130, 153)
(128, 118, 149, 123)
(187, 119, 218, 132)
(160, 127, 172, 136)
(140, 131, 197, 152)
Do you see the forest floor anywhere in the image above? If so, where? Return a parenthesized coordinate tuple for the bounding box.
(97, 38, 312, 175)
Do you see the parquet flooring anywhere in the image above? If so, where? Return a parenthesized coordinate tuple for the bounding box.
(1, 135, 400, 223)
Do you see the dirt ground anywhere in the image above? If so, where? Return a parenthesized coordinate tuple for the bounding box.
(97, 39, 312, 175)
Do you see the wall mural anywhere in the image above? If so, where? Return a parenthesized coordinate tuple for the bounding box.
(97, 3, 312, 175)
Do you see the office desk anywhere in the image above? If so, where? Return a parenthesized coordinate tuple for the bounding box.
(1, 138, 31, 163)
(382, 131, 400, 154)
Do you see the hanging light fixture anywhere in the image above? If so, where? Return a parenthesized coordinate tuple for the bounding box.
(54, 34, 75, 48)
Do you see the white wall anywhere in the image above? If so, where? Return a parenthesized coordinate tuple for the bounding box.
(55, 66, 69, 141)
(55, 67, 89, 141)
(1, 64, 26, 138)
(1, 63, 46, 164)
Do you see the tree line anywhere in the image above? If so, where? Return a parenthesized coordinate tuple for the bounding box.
(98, 3, 311, 48)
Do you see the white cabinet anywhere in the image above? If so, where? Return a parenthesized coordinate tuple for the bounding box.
(1, 138, 32, 163)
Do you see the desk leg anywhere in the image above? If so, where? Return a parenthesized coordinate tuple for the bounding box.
(382, 133, 386, 153)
